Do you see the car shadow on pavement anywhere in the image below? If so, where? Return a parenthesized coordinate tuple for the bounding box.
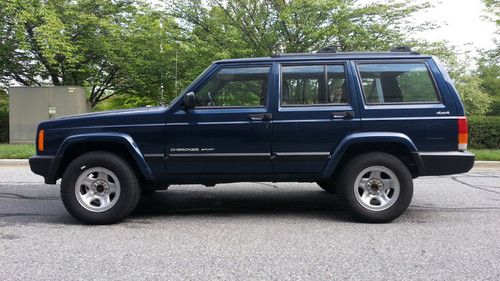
(131, 186, 348, 221)
(0, 184, 351, 225)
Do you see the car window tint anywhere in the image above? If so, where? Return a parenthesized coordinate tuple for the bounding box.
(281, 65, 347, 106)
(195, 66, 269, 107)
(358, 63, 439, 104)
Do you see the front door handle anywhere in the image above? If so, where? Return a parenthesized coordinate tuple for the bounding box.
(249, 113, 272, 121)
(331, 111, 354, 120)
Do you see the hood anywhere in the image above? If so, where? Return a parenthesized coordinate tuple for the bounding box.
(39, 106, 168, 131)
(54, 106, 165, 120)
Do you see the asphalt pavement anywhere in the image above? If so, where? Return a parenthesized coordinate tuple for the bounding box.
(0, 165, 499, 280)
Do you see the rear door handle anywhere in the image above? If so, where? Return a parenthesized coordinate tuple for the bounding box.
(249, 113, 272, 121)
(331, 111, 354, 120)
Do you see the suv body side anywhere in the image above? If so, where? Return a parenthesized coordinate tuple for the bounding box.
(29, 53, 474, 186)
(162, 55, 472, 184)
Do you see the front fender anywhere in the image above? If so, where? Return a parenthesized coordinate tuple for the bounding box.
(46, 133, 154, 183)
(322, 132, 419, 178)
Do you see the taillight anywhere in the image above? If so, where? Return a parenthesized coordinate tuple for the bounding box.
(38, 129, 45, 152)
(457, 117, 468, 150)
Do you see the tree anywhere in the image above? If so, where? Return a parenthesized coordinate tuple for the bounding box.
(0, 89, 7, 112)
(170, 0, 435, 57)
(0, 0, 184, 108)
(478, 0, 500, 115)
(170, 0, 496, 115)
(416, 42, 493, 116)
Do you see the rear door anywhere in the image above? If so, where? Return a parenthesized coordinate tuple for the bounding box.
(271, 61, 362, 174)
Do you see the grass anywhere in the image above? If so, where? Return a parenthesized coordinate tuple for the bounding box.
(0, 144, 35, 159)
(0, 144, 499, 161)
(470, 149, 500, 161)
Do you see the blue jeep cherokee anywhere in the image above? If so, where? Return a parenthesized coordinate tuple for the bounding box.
(29, 48, 475, 224)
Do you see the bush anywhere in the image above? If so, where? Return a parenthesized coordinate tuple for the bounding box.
(468, 116, 500, 149)
(0, 110, 8, 143)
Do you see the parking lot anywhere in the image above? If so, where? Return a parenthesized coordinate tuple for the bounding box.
(0, 164, 499, 280)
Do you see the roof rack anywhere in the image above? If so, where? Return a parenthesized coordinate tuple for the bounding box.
(270, 46, 421, 58)
(317, 46, 337, 53)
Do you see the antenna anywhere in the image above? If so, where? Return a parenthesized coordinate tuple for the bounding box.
(175, 50, 178, 95)
(159, 19, 164, 104)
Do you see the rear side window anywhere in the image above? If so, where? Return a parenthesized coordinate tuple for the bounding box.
(281, 65, 348, 106)
(357, 63, 440, 104)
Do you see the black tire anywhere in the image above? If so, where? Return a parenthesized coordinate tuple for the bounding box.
(141, 183, 156, 195)
(60, 151, 141, 224)
(141, 183, 169, 195)
(316, 179, 336, 193)
(336, 152, 413, 223)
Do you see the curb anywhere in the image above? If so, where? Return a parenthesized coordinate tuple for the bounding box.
(0, 159, 29, 166)
(473, 161, 500, 170)
(0, 159, 499, 170)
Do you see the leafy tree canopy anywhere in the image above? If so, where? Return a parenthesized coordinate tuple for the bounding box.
(171, 0, 435, 56)
(0, 0, 184, 107)
(0, 0, 497, 115)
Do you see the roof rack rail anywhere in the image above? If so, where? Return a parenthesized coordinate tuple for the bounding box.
(317, 46, 337, 53)
(270, 53, 299, 58)
(390, 46, 420, 54)
(270, 47, 423, 58)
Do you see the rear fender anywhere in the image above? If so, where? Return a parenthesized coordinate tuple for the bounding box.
(322, 132, 420, 178)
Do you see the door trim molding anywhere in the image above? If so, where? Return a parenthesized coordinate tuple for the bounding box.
(143, 153, 164, 159)
(168, 152, 269, 158)
(165, 152, 331, 160)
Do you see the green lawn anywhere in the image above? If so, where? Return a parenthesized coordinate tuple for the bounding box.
(470, 149, 500, 161)
(0, 144, 35, 159)
(0, 144, 499, 161)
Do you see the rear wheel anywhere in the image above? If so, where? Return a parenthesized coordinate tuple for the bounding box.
(60, 151, 141, 224)
(336, 152, 413, 223)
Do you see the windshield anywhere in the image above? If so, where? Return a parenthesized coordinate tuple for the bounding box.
(168, 65, 214, 106)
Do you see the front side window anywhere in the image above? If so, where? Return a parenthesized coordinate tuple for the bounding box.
(281, 64, 347, 106)
(195, 66, 270, 107)
(357, 62, 440, 104)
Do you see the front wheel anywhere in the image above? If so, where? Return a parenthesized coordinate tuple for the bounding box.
(60, 151, 141, 224)
(337, 152, 413, 223)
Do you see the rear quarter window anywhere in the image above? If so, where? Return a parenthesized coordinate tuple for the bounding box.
(357, 62, 440, 104)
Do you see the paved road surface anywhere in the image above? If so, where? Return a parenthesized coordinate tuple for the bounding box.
(0, 165, 499, 280)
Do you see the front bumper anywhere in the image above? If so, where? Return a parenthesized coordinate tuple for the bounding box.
(29, 156, 56, 184)
(413, 151, 475, 176)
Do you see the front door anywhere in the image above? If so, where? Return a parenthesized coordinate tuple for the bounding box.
(271, 62, 362, 174)
(165, 64, 273, 175)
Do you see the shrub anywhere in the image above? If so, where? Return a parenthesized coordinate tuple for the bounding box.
(468, 116, 500, 149)
(0, 110, 8, 143)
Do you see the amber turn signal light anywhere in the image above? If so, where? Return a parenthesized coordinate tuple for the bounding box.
(38, 129, 45, 152)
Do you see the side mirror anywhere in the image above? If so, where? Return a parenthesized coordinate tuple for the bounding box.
(183, 92, 196, 110)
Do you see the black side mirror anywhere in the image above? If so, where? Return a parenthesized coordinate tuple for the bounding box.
(183, 92, 196, 110)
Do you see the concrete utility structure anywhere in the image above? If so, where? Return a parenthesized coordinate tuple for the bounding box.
(9, 86, 87, 144)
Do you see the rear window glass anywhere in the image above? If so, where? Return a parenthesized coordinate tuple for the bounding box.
(281, 65, 347, 106)
(357, 63, 440, 104)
